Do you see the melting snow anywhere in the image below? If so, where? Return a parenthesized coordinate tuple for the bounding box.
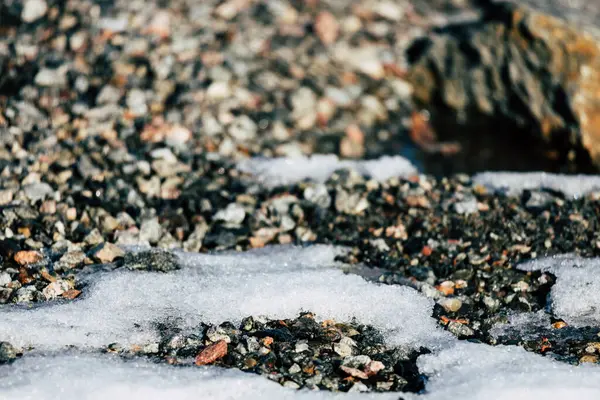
(0, 245, 449, 351)
(417, 342, 600, 400)
(4, 247, 600, 399)
(518, 255, 600, 326)
(237, 155, 417, 187)
(0, 353, 399, 400)
(473, 172, 600, 198)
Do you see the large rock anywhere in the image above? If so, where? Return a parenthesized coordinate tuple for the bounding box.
(407, 2, 600, 173)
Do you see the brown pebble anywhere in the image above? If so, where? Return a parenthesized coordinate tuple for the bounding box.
(340, 365, 368, 380)
(552, 321, 568, 329)
(580, 355, 598, 364)
(14, 250, 43, 266)
(195, 340, 228, 366)
(314, 11, 339, 45)
(62, 289, 82, 299)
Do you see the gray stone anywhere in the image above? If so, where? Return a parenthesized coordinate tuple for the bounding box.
(139, 217, 162, 244)
(0, 342, 18, 364)
(0, 272, 12, 287)
(34, 67, 67, 88)
(23, 182, 53, 202)
(304, 184, 331, 209)
(214, 203, 246, 226)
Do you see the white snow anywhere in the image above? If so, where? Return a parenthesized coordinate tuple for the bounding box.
(489, 310, 551, 341)
(0, 353, 399, 400)
(237, 155, 417, 187)
(4, 342, 600, 400)
(473, 172, 600, 198)
(518, 255, 600, 326)
(0, 245, 449, 351)
(417, 342, 600, 400)
(4, 245, 600, 399)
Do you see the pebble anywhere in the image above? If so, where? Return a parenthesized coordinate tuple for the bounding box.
(195, 340, 228, 366)
(42, 280, 72, 300)
(139, 218, 163, 244)
(90, 243, 125, 264)
(34, 68, 68, 88)
(447, 321, 474, 338)
(0, 342, 18, 364)
(315, 11, 339, 45)
(21, 0, 47, 23)
(0, 273, 12, 287)
(438, 298, 463, 313)
(14, 250, 43, 266)
(214, 203, 246, 226)
(23, 183, 54, 203)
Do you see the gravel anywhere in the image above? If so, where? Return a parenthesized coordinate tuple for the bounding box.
(1, 0, 600, 395)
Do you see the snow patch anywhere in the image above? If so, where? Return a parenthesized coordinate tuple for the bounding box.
(473, 172, 600, 198)
(0, 353, 399, 400)
(238, 155, 417, 187)
(0, 245, 449, 351)
(417, 342, 600, 400)
(518, 255, 600, 326)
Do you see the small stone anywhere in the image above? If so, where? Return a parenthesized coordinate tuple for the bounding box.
(580, 355, 598, 364)
(56, 250, 86, 271)
(15, 286, 38, 303)
(34, 68, 67, 88)
(348, 382, 369, 392)
(437, 281, 455, 296)
(295, 342, 309, 353)
(206, 326, 231, 343)
(0, 342, 18, 364)
(83, 229, 105, 246)
(315, 11, 339, 45)
(342, 355, 371, 368)
(42, 279, 72, 300)
(340, 365, 368, 380)
(289, 363, 301, 374)
(282, 381, 300, 389)
(90, 242, 125, 263)
(145, 10, 170, 38)
(438, 298, 462, 313)
(364, 360, 385, 376)
(62, 289, 82, 299)
(99, 215, 119, 234)
(65, 208, 77, 221)
(139, 218, 162, 244)
(333, 342, 353, 358)
(304, 184, 331, 209)
(525, 191, 555, 209)
(165, 125, 192, 147)
(214, 203, 246, 226)
(447, 321, 474, 338)
(372, 1, 404, 21)
(0, 190, 13, 205)
(228, 115, 257, 142)
(23, 182, 53, 202)
(14, 250, 42, 266)
(552, 321, 568, 329)
(195, 340, 228, 366)
(454, 197, 478, 215)
(0, 288, 13, 304)
(22, 0, 47, 23)
(39, 200, 56, 214)
(483, 296, 500, 312)
(0, 273, 11, 287)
